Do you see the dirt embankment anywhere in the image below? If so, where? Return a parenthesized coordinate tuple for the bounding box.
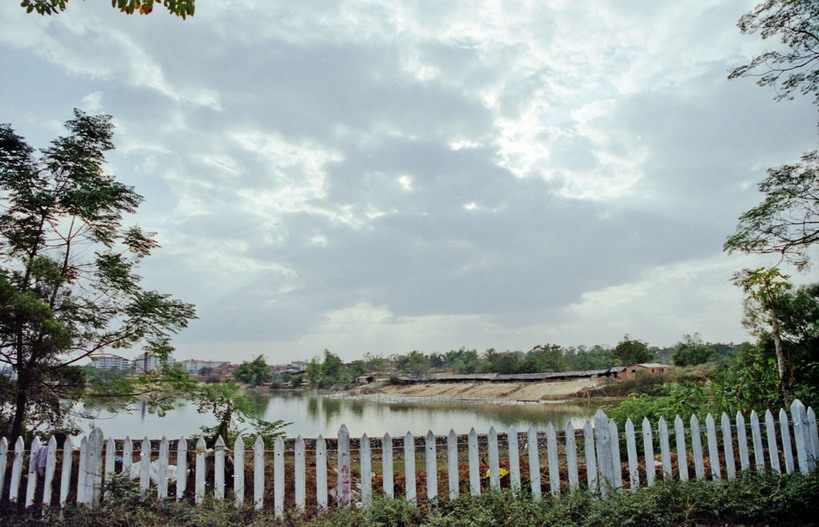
(354, 377, 605, 402)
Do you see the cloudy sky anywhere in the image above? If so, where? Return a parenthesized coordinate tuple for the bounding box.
(1, 1, 816, 364)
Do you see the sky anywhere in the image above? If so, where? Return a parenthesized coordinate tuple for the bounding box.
(1, 1, 816, 365)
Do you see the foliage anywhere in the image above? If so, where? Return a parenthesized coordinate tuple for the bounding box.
(394, 350, 430, 377)
(672, 333, 715, 366)
(724, 151, 819, 269)
(0, 111, 195, 440)
(303, 350, 362, 388)
(21, 0, 195, 18)
(612, 335, 655, 365)
(233, 355, 273, 387)
(729, 0, 819, 105)
(1, 472, 816, 527)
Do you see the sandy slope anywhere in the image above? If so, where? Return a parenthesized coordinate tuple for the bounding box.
(368, 378, 605, 402)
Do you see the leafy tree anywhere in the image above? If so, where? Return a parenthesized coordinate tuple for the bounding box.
(233, 355, 273, 387)
(612, 335, 655, 366)
(21, 0, 195, 18)
(193, 382, 287, 447)
(395, 350, 430, 377)
(728, 0, 819, 105)
(724, 151, 819, 269)
(0, 110, 195, 440)
(672, 334, 716, 366)
(305, 358, 321, 386)
(320, 349, 344, 383)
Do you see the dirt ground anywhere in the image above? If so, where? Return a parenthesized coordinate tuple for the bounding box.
(368, 378, 605, 402)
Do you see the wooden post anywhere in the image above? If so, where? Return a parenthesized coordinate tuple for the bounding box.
(59, 437, 73, 507)
(565, 423, 579, 491)
(104, 437, 116, 485)
(25, 436, 41, 508)
(195, 436, 206, 504)
(176, 437, 187, 501)
(88, 428, 104, 505)
(750, 411, 765, 471)
(234, 436, 245, 506)
(140, 437, 152, 492)
(674, 416, 688, 481)
(594, 410, 613, 498)
(214, 436, 226, 500)
(488, 427, 500, 491)
(157, 436, 169, 499)
(338, 425, 351, 508)
(705, 414, 721, 481)
(625, 419, 639, 491)
(641, 418, 655, 487)
(690, 415, 705, 481)
(528, 425, 541, 500)
(779, 408, 795, 474)
(509, 426, 522, 493)
(360, 434, 372, 508)
(608, 420, 622, 490)
(0, 437, 7, 503)
(721, 413, 736, 479)
(274, 436, 285, 517)
(583, 421, 597, 491)
(447, 429, 459, 500)
(765, 410, 781, 473)
(547, 424, 560, 496)
(122, 437, 133, 479)
(791, 400, 813, 474)
(468, 428, 480, 496)
(658, 417, 672, 479)
(294, 436, 305, 511)
(382, 433, 394, 499)
(808, 407, 819, 470)
(736, 412, 750, 472)
(425, 431, 438, 502)
(404, 431, 416, 505)
(316, 435, 327, 509)
(43, 436, 57, 507)
(76, 436, 88, 504)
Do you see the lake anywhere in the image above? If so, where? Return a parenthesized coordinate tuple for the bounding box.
(77, 391, 607, 439)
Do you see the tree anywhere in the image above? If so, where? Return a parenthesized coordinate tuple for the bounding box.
(733, 267, 794, 401)
(233, 355, 273, 387)
(21, 0, 195, 18)
(395, 350, 430, 377)
(0, 110, 196, 440)
(612, 335, 655, 366)
(724, 151, 819, 270)
(672, 333, 716, 366)
(728, 0, 819, 105)
(193, 382, 287, 447)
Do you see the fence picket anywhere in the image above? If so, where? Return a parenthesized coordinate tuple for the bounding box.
(77, 436, 88, 504)
(488, 427, 500, 491)
(88, 429, 104, 505)
(674, 416, 688, 481)
(509, 426, 522, 493)
(60, 437, 73, 507)
(690, 415, 705, 481)
(104, 437, 116, 484)
(425, 430, 438, 502)
(779, 408, 795, 474)
(583, 420, 597, 491)
(658, 417, 671, 478)
(195, 436, 206, 504)
(316, 435, 327, 509)
(547, 423, 560, 496)
(469, 428, 480, 496)
(158, 436, 169, 499)
(765, 410, 781, 473)
(565, 423, 579, 491)
(177, 437, 187, 501)
(25, 436, 41, 507)
(609, 420, 622, 490)
(750, 411, 765, 471)
(214, 436, 226, 500)
(234, 436, 245, 506)
(808, 407, 819, 468)
(527, 425, 541, 500)
(337, 425, 351, 508)
(43, 436, 57, 506)
(360, 434, 372, 508)
(641, 418, 655, 486)
(294, 436, 305, 511)
(625, 420, 639, 491)
(736, 412, 750, 471)
(447, 430, 459, 500)
(404, 431, 416, 504)
(594, 410, 613, 498)
(0, 438, 6, 503)
(721, 413, 736, 479)
(140, 437, 152, 492)
(705, 414, 721, 480)
(122, 437, 133, 479)
(274, 436, 285, 517)
(382, 433, 394, 499)
(790, 400, 812, 474)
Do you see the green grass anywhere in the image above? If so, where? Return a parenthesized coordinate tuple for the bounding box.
(2, 471, 817, 526)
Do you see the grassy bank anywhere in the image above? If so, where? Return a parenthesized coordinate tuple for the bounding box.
(2, 472, 817, 527)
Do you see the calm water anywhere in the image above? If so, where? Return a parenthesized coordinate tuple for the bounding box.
(77, 391, 606, 439)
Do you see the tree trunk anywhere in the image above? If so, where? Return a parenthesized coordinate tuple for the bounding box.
(10, 378, 28, 442)
(769, 305, 793, 403)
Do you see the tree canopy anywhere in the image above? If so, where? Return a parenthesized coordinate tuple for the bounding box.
(21, 0, 195, 18)
(0, 110, 195, 440)
(233, 355, 273, 387)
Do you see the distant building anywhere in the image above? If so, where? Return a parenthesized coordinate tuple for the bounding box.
(133, 352, 175, 373)
(88, 353, 132, 371)
(179, 359, 231, 375)
(614, 363, 672, 381)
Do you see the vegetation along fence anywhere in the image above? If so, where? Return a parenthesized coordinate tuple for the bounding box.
(1, 400, 817, 516)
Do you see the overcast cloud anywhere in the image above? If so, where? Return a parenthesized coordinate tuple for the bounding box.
(1, 0, 816, 364)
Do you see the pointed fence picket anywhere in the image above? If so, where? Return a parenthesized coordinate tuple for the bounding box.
(2, 402, 817, 515)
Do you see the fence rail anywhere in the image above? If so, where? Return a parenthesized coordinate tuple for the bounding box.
(1, 400, 817, 515)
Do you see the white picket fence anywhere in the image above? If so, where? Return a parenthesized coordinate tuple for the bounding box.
(1, 400, 817, 515)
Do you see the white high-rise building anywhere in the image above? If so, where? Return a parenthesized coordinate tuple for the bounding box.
(132, 352, 175, 373)
(88, 353, 132, 371)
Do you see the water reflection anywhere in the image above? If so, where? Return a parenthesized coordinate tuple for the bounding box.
(77, 391, 605, 439)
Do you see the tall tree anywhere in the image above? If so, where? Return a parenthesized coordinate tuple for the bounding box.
(0, 110, 195, 440)
(612, 335, 655, 366)
(21, 0, 195, 17)
(233, 355, 273, 387)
